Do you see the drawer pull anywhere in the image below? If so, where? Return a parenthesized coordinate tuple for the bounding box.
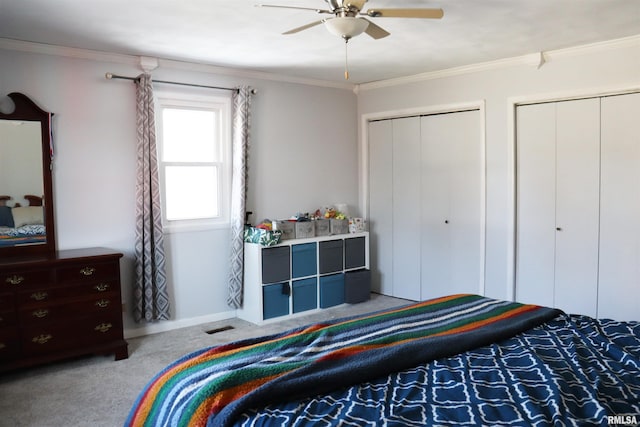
(0, 342, 5, 349)
(80, 266, 96, 276)
(94, 323, 112, 333)
(32, 309, 50, 318)
(95, 283, 110, 292)
(32, 334, 53, 344)
(31, 291, 49, 301)
(95, 299, 110, 308)
(6, 275, 24, 285)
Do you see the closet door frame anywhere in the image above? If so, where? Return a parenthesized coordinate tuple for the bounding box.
(361, 101, 487, 298)
(507, 86, 640, 302)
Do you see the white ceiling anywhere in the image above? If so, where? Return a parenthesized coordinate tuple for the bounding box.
(1, 0, 639, 85)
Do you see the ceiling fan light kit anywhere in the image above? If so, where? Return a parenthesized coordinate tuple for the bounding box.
(324, 17, 369, 40)
(258, 0, 443, 80)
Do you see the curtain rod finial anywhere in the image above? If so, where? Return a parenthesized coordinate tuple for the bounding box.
(105, 72, 113, 79)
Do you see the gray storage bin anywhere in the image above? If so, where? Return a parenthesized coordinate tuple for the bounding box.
(330, 219, 349, 235)
(295, 221, 315, 239)
(272, 220, 296, 240)
(345, 236, 366, 269)
(345, 269, 371, 303)
(319, 239, 344, 274)
(261, 246, 290, 284)
(314, 219, 330, 236)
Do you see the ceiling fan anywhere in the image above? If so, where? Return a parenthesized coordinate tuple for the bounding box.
(256, 1, 443, 79)
(256, 0, 443, 41)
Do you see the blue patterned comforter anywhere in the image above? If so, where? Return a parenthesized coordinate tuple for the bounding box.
(237, 313, 640, 426)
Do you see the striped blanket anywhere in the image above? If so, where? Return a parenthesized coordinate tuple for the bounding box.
(125, 294, 562, 427)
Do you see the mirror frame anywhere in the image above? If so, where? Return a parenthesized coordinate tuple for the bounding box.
(0, 92, 56, 257)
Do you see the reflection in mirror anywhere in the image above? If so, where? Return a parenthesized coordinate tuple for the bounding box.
(0, 93, 55, 257)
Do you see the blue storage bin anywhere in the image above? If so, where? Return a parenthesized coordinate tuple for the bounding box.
(263, 282, 290, 319)
(319, 273, 345, 308)
(292, 277, 317, 313)
(292, 243, 317, 278)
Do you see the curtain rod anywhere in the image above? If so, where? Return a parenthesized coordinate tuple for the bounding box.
(104, 73, 257, 94)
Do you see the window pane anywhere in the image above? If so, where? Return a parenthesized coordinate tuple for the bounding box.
(165, 165, 219, 220)
(162, 108, 217, 162)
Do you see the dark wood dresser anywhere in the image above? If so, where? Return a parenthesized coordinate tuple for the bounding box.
(0, 247, 128, 372)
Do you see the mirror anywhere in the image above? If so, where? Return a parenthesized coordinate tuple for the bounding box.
(0, 93, 55, 257)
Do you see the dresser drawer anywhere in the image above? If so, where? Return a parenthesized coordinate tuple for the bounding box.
(0, 248, 127, 371)
(56, 261, 119, 283)
(0, 292, 14, 309)
(0, 310, 17, 327)
(16, 280, 119, 305)
(19, 295, 120, 325)
(80, 316, 124, 346)
(0, 269, 53, 289)
(21, 314, 123, 356)
(0, 328, 20, 361)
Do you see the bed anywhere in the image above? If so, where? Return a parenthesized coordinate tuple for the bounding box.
(125, 294, 640, 427)
(0, 195, 46, 247)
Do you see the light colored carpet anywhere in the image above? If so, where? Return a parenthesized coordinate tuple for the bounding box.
(0, 293, 409, 427)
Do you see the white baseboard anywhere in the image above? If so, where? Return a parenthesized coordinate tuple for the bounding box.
(123, 310, 237, 339)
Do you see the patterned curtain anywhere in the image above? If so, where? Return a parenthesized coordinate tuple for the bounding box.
(133, 73, 170, 322)
(227, 87, 253, 308)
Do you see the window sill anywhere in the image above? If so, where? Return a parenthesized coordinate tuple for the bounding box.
(163, 220, 230, 234)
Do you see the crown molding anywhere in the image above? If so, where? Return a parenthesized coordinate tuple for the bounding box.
(0, 37, 138, 65)
(357, 34, 640, 92)
(3, 34, 637, 93)
(0, 37, 356, 91)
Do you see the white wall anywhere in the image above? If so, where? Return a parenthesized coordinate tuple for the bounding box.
(0, 45, 359, 335)
(357, 36, 640, 302)
(4, 36, 637, 336)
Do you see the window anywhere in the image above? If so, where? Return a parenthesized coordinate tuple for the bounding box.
(155, 89, 231, 232)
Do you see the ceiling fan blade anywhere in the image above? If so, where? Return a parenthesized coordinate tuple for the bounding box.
(256, 4, 333, 14)
(363, 8, 444, 19)
(282, 20, 324, 35)
(363, 19, 390, 39)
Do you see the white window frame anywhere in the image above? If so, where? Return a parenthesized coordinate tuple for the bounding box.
(155, 88, 232, 233)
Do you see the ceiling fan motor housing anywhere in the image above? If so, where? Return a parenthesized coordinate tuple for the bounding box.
(326, 0, 367, 16)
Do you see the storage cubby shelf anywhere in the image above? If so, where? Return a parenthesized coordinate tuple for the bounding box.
(237, 232, 369, 324)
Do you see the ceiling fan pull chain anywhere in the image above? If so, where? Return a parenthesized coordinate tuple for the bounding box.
(344, 39, 350, 80)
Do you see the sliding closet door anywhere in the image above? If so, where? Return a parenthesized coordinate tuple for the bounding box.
(392, 117, 421, 300)
(368, 119, 393, 295)
(421, 110, 483, 300)
(515, 103, 556, 308)
(598, 92, 640, 321)
(554, 98, 600, 318)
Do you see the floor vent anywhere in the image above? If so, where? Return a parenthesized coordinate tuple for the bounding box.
(205, 325, 235, 335)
